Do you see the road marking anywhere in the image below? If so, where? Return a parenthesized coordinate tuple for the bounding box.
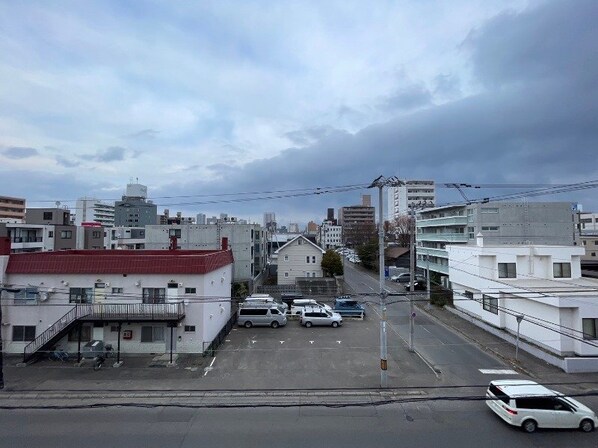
(251, 340, 257, 344)
(336, 341, 342, 344)
(209, 357, 216, 368)
(479, 369, 518, 375)
(225, 339, 231, 342)
(203, 357, 216, 376)
(309, 341, 314, 344)
(280, 341, 285, 344)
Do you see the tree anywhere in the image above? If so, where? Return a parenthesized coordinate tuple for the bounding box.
(357, 241, 379, 271)
(321, 250, 343, 277)
(386, 215, 412, 247)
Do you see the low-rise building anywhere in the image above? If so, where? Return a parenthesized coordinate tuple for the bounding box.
(448, 236, 598, 372)
(275, 235, 325, 285)
(0, 195, 26, 222)
(0, 239, 233, 359)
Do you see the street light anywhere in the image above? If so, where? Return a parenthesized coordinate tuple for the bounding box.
(0, 286, 21, 390)
(368, 175, 404, 388)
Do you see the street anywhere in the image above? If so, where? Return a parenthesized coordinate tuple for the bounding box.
(1, 401, 597, 448)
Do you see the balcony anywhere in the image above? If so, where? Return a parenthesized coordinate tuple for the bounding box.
(416, 216, 468, 228)
(79, 302, 186, 321)
(417, 247, 448, 258)
(417, 233, 468, 243)
(417, 260, 449, 275)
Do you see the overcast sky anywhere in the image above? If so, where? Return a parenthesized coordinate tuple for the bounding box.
(1, 0, 597, 227)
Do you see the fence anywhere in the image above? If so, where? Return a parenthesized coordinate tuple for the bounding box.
(202, 304, 238, 357)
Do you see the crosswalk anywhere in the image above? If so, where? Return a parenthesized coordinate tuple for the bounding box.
(478, 368, 518, 375)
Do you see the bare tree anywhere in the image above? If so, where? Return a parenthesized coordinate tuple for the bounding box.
(386, 215, 412, 247)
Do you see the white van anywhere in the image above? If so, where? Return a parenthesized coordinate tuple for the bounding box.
(244, 294, 288, 313)
(486, 379, 597, 433)
(237, 305, 287, 328)
(290, 299, 332, 315)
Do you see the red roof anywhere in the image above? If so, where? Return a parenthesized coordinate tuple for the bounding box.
(6, 249, 234, 275)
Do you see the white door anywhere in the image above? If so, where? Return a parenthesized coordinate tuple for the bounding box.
(552, 398, 578, 428)
(167, 282, 179, 303)
(94, 282, 106, 303)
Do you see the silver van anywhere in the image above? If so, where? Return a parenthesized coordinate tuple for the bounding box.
(244, 294, 289, 313)
(237, 305, 287, 328)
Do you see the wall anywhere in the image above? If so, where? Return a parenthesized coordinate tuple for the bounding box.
(277, 238, 324, 285)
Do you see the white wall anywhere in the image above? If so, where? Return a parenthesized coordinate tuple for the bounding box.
(277, 238, 324, 285)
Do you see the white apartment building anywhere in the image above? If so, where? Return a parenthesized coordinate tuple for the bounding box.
(448, 237, 598, 372)
(387, 180, 435, 220)
(75, 197, 115, 227)
(317, 220, 343, 250)
(0, 243, 234, 360)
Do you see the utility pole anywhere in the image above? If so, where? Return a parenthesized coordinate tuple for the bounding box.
(409, 210, 415, 352)
(0, 286, 21, 390)
(369, 175, 404, 388)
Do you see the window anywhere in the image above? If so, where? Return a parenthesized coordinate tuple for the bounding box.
(60, 230, 73, 239)
(482, 295, 498, 314)
(68, 325, 92, 342)
(69, 287, 93, 303)
(185, 288, 196, 294)
(553, 262, 571, 278)
(111, 287, 123, 294)
(298, 239, 302, 245)
(12, 325, 36, 342)
(481, 226, 499, 231)
(463, 291, 474, 299)
(312, 256, 316, 263)
(48, 231, 54, 238)
(498, 263, 516, 278)
(43, 212, 53, 220)
(169, 229, 181, 238)
(306, 256, 310, 263)
(284, 272, 289, 278)
(141, 326, 165, 342)
(582, 318, 598, 340)
(184, 325, 196, 332)
(468, 227, 475, 239)
(481, 207, 499, 214)
(142, 288, 165, 304)
(284, 255, 289, 261)
(15, 287, 38, 303)
(92, 231, 101, 238)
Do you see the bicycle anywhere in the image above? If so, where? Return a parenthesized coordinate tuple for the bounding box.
(93, 354, 105, 371)
(48, 348, 69, 362)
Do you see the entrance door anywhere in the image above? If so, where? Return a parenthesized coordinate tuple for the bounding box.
(167, 282, 179, 303)
(94, 282, 107, 303)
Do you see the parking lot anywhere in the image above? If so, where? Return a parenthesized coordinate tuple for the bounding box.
(202, 301, 439, 390)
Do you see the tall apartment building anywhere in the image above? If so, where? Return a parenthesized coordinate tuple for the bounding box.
(114, 182, 157, 227)
(387, 180, 435, 220)
(317, 220, 343, 250)
(263, 212, 276, 231)
(578, 212, 598, 265)
(416, 202, 577, 285)
(338, 195, 376, 246)
(75, 197, 115, 227)
(0, 195, 26, 222)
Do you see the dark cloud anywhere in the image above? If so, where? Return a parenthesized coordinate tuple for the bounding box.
(285, 126, 336, 146)
(433, 74, 461, 98)
(2, 146, 38, 159)
(55, 156, 80, 168)
(153, 1, 598, 222)
(379, 84, 432, 112)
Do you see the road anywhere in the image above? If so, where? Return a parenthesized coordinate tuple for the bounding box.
(343, 260, 510, 385)
(2, 401, 597, 448)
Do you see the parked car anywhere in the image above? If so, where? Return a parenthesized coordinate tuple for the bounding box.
(300, 307, 343, 328)
(333, 297, 365, 317)
(244, 294, 288, 313)
(486, 379, 598, 433)
(237, 305, 287, 328)
(406, 280, 427, 291)
(392, 273, 426, 284)
(280, 292, 304, 309)
(290, 299, 332, 315)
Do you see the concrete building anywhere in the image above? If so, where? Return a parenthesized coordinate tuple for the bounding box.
(387, 180, 435, 219)
(25, 208, 77, 251)
(74, 197, 115, 227)
(109, 227, 146, 249)
(158, 209, 195, 225)
(448, 237, 598, 372)
(306, 221, 319, 235)
(417, 202, 577, 285)
(0, 195, 26, 222)
(114, 182, 157, 227)
(263, 212, 276, 231)
(317, 220, 343, 250)
(2, 223, 55, 253)
(0, 240, 233, 358)
(144, 222, 266, 283)
(275, 235, 325, 285)
(338, 195, 376, 247)
(196, 213, 206, 225)
(288, 223, 300, 233)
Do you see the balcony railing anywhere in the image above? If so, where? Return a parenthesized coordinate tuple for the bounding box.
(417, 233, 468, 243)
(79, 302, 186, 321)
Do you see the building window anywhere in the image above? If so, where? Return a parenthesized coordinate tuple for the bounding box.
(463, 291, 474, 299)
(312, 256, 316, 263)
(92, 231, 101, 238)
(306, 256, 310, 263)
(15, 287, 38, 303)
(184, 325, 196, 332)
(284, 255, 289, 261)
(142, 288, 165, 304)
(481, 226, 499, 231)
(111, 287, 123, 294)
(284, 272, 289, 278)
(69, 287, 93, 303)
(185, 288, 196, 294)
(498, 263, 516, 278)
(12, 325, 36, 342)
(48, 231, 54, 238)
(169, 229, 181, 238)
(482, 295, 498, 315)
(60, 230, 73, 239)
(43, 212, 53, 220)
(68, 325, 92, 342)
(553, 263, 571, 278)
(582, 319, 598, 340)
(141, 326, 165, 342)
(481, 207, 499, 214)
(298, 239, 302, 245)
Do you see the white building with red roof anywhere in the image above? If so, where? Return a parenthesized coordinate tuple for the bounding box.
(0, 237, 234, 361)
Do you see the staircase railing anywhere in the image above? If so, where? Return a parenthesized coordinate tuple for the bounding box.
(23, 305, 91, 362)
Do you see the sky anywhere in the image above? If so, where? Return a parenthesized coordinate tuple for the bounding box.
(1, 0, 597, 227)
